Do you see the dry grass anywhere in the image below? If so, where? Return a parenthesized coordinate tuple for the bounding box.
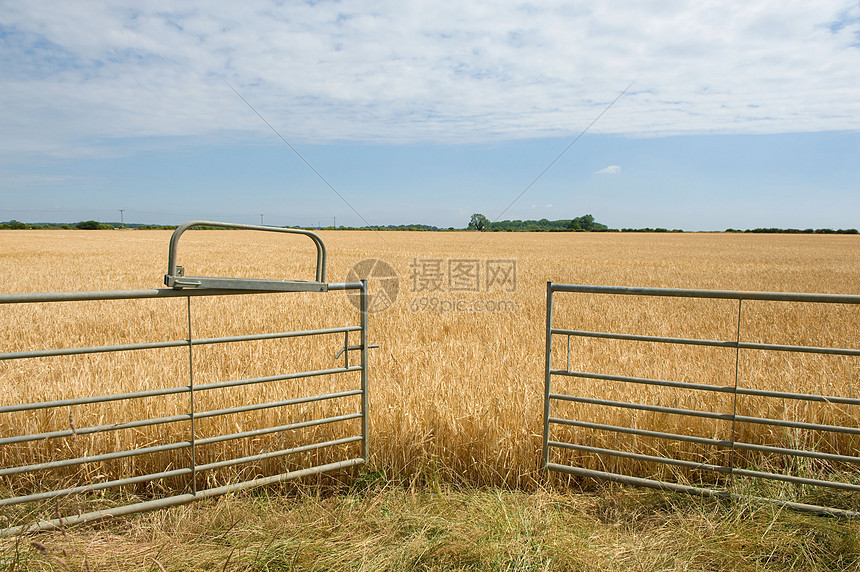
(2, 483, 859, 571)
(1, 230, 858, 525)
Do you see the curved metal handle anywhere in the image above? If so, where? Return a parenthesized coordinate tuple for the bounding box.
(165, 220, 327, 286)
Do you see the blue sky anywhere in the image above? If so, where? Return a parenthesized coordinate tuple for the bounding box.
(1, 1, 859, 230)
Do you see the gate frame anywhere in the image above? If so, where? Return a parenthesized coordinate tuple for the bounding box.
(543, 282, 860, 518)
(1, 222, 371, 536)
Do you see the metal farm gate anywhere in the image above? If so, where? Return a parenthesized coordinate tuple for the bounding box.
(0, 222, 371, 536)
(543, 283, 860, 517)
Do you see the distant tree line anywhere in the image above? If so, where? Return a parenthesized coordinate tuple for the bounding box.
(725, 227, 858, 234)
(363, 224, 442, 231)
(0, 220, 118, 230)
(2, 218, 857, 234)
(619, 227, 684, 233)
(0, 220, 191, 230)
(467, 213, 611, 232)
(0, 220, 446, 231)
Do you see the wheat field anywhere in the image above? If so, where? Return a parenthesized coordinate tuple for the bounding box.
(1, 230, 858, 520)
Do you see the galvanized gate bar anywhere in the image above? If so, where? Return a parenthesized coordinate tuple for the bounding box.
(551, 391, 860, 431)
(552, 328, 860, 356)
(0, 435, 365, 510)
(551, 369, 860, 405)
(549, 283, 860, 304)
(547, 463, 860, 518)
(164, 220, 327, 287)
(0, 365, 363, 414)
(549, 441, 732, 473)
(194, 389, 363, 420)
(1, 411, 365, 479)
(0, 441, 193, 477)
(0, 326, 362, 361)
(543, 282, 860, 518)
(0, 283, 360, 305)
(551, 369, 736, 394)
(1, 458, 365, 537)
(194, 412, 363, 446)
(549, 418, 860, 464)
(0, 468, 194, 508)
(0, 224, 372, 536)
(550, 394, 734, 421)
(548, 463, 730, 498)
(550, 440, 860, 493)
(550, 417, 733, 447)
(1, 389, 364, 446)
(0, 288, 279, 304)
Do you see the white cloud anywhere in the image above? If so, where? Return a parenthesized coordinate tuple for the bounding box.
(2, 0, 860, 156)
(595, 165, 621, 175)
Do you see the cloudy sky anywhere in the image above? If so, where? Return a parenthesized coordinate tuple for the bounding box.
(2, 0, 859, 230)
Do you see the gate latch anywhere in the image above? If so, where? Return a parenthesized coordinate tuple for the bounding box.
(335, 342, 379, 368)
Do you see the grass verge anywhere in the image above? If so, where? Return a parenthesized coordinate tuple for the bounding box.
(2, 479, 859, 571)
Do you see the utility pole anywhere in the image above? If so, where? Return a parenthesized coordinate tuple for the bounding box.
(332, 216, 336, 229)
(119, 209, 124, 229)
(260, 214, 264, 226)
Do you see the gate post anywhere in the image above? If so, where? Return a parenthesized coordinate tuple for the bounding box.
(360, 279, 370, 460)
(542, 281, 554, 470)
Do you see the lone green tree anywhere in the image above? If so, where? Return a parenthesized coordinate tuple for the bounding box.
(468, 213, 490, 231)
(75, 220, 112, 230)
(568, 214, 595, 231)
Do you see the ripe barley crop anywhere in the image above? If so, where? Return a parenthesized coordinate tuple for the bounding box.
(1, 230, 858, 515)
